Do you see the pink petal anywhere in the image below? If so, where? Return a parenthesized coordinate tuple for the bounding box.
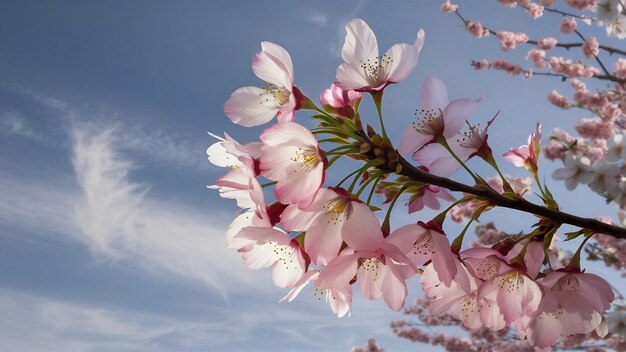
(273, 163, 323, 206)
(342, 201, 384, 251)
(336, 62, 371, 91)
(429, 230, 457, 286)
(357, 257, 384, 300)
(421, 76, 449, 112)
(384, 29, 425, 83)
(280, 270, 320, 303)
(341, 18, 379, 65)
(317, 254, 360, 290)
(304, 214, 344, 265)
(223, 86, 279, 127)
(260, 122, 317, 147)
(397, 124, 431, 156)
(442, 98, 480, 138)
(252, 41, 294, 89)
(271, 241, 306, 288)
(412, 143, 460, 177)
(329, 285, 353, 318)
(276, 93, 297, 123)
(386, 224, 423, 255)
(381, 263, 408, 311)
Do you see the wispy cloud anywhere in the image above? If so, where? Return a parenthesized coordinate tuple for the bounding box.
(0, 287, 400, 352)
(0, 124, 264, 298)
(0, 83, 209, 171)
(0, 108, 41, 139)
(308, 13, 328, 26)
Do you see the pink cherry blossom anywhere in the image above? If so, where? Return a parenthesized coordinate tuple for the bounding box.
(386, 221, 457, 286)
(440, 0, 459, 13)
(407, 185, 455, 213)
(398, 76, 480, 156)
(224, 42, 302, 127)
(503, 122, 542, 175)
(421, 257, 483, 329)
(206, 132, 262, 169)
(320, 83, 362, 117)
(537, 37, 558, 50)
(582, 36, 599, 60)
(259, 122, 325, 207)
(237, 226, 307, 288)
(411, 142, 466, 177)
(336, 18, 425, 92)
(614, 58, 626, 79)
(559, 17, 577, 34)
(547, 90, 570, 109)
(552, 153, 593, 190)
(503, 239, 545, 279)
(466, 22, 489, 38)
(316, 240, 416, 311)
(565, 0, 596, 10)
(280, 188, 384, 265)
(280, 270, 352, 318)
(527, 49, 547, 68)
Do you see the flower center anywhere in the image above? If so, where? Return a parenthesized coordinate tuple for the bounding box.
(270, 241, 297, 271)
(457, 123, 485, 150)
(360, 257, 382, 281)
(552, 275, 580, 293)
(290, 147, 319, 173)
(322, 197, 352, 224)
(260, 84, 291, 107)
(412, 108, 444, 136)
(492, 271, 524, 292)
(359, 54, 393, 86)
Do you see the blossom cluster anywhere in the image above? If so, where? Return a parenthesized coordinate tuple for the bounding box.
(208, 15, 619, 350)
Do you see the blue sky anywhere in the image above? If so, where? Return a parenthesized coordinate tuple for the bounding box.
(1, 1, 624, 351)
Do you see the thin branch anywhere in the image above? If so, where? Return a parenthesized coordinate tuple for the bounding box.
(394, 156, 626, 239)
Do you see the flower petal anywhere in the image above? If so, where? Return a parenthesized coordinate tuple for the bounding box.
(224, 86, 279, 127)
(442, 99, 480, 138)
(252, 41, 294, 89)
(421, 76, 449, 111)
(341, 18, 379, 65)
(383, 29, 425, 83)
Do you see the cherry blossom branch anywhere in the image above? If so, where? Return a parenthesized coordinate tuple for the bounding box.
(455, 9, 626, 60)
(389, 155, 626, 238)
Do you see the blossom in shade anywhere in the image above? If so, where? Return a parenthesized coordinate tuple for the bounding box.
(398, 76, 480, 157)
(316, 238, 416, 311)
(259, 122, 325, 208)
(503, 123, 542, 175)
(421, 257, 482, 329)
(386, 221, 457, 286)
(236, 226, 307, 288)
(335, 18, 425, 92)
(552, 153, 593, 190)
(224, 42, 302, 127)
(407, 185, 455, 213)
(280, 188, 384, 265)
(280, 270, 352, 318)
(206, 132, 262, 169)
(520, 270, 614, 348)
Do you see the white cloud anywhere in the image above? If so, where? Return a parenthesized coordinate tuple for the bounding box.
(0, 109, 40, 139)
(308, 13, 328, 26)
(0, 124, 265, 298)
(0, 288, 401, 352)
(0, 83, 209, 171)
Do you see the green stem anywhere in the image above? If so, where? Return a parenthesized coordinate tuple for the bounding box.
(355, 173, 379, 198)
(436, 135, 480, 183)
(261, 181, 277, 188)
(370, 90, 388, 140)
(451, 205, 488, 253)
(381, 184, 410, 234)
(483, 153, 514, 193)
(366, 175, 383, 205)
